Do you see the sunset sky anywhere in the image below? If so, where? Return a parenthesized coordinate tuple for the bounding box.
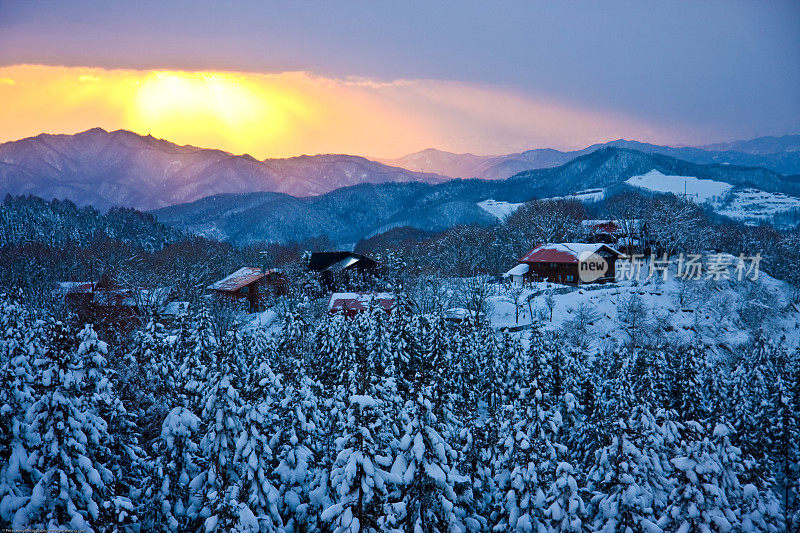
(1, 0, 798, 159)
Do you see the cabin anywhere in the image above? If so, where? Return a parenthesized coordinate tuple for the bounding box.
(207, 267, 286, 313)
(328, 292, 395, 318)
(59, 275, 140, 326)
(308, 251, 378, 290)
(504, 243, 624, 285)
(581, 219, 648, 253)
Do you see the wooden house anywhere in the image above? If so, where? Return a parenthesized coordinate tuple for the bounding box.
(328, 292, 395, 319)
(59, 275, 140, 327)
(308, 251, 378, 290)
(207, 267, 286, 313)
(504, 243, 624, 285)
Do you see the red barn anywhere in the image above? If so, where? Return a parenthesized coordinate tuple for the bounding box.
(328, 292, 395, 318)
(505, 243, 623, 285)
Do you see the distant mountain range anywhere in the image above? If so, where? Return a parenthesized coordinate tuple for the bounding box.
(381, 136, 800, 180)
(1, 128, 798, 212)
(0, 128, 445, 210)
(154, 147, 800, 246)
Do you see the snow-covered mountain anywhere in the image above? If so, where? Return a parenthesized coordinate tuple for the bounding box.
(384, 136, 800, 180)
(0, 128, 446, 210)
(154, 147, 797, 245)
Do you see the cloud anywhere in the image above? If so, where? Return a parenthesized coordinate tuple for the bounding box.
(0, 64, 683, 158)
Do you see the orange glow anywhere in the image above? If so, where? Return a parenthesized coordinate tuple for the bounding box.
(0, 64, 675, 158)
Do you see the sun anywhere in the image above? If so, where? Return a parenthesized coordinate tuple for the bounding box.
(129, 71, 281, 154)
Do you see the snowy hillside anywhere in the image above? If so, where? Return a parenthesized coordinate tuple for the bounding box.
(625, 170, 733, 203)
(488, 264, 800, 355)
(626, 169, 800, 226)
(477, 199, 524, 220)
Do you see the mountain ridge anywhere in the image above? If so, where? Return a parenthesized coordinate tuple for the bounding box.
(0, 128, 447, 210)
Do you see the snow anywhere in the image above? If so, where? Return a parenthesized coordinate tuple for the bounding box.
(716, 188, 800, 225)
(486, 262, 800, 353)
(503, 263, 529, 277)
(477, 199, 524, 220)
(626, 170, 733, 203)
(545, 188, 606, 203)
(626, 170, 800, 226)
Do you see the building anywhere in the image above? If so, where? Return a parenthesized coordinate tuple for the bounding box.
(207, 267, 286, 312)
(581, 219, 648, 252)
(308, 251, 378, 290)
(328, 292, 395, 318)
(59, 275, 140, 327)
(504, 243, 624, 285)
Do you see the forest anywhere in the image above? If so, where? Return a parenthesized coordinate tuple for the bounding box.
(0, 191, 799, 531)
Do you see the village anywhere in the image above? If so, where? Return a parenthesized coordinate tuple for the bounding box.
(55, 219, 639, 327)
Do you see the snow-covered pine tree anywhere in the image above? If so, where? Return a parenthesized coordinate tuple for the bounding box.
(545, 462, 586, 532)
(153, 406, 203, 531)
(188, 335, 247, 532)
(22, 320, 113, 532)
(322, 394, 397, 533)
(587, 354, 669, 533)
(76, 324, 143, 529)
(0, 297, 39, 526)
(385, 384, 471, 532)
(493, 380, 555, 532)
(659, 420, 738, 532)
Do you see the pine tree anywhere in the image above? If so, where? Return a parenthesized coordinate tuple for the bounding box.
(153, 406, 203, 531)
(23, 321, 113, 532)
(385, 384, 468, 532)
(545, 462, 586, 532)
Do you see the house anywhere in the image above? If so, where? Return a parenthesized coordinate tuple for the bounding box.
(328, 292, 395, 318)
(504, 243, 624, 285)
(581, 219, 648, 252)
(59, 275, 140, 326)
(207, 267, 286, 313)
(308, 251, 378, 290)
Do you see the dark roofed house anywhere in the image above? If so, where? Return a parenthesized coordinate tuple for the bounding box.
(328, 292, 395, 318)
(308, 251, 378, 290)
(505, 243, 624, 285)
(208, 267, 286, 312)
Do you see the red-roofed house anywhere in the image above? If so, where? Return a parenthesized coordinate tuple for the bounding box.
(328, 292, 395, 318)
(505, 243, 624, 285)
(208, 267, 286, 312)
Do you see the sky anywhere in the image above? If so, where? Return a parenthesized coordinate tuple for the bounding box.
(0, 0, 798, 159)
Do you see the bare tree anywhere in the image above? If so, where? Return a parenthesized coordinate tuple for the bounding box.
(501, 282, 528, 325)
(618, 291, 649, 355)
(457, 276, 495, 322)
(544, 291, 556, 322)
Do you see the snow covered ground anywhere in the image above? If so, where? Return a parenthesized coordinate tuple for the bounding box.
(716, 188, 800, 225)
(487, 263, 800, 357)
(625, 170, 732, 203)
(477, 199, 524, 220)
(626, 169, 800, 226)
(544, 188, 606, 202)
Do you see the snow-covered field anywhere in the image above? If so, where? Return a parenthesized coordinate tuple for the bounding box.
(545, 188, 606, 202)
(625, 170, 732, 203)
(626, 169, 800, 226)
(477, 199, 524, 220)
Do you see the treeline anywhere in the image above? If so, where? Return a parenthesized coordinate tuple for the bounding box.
(1, 294, 798, 531)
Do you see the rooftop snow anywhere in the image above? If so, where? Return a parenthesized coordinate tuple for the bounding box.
(519, 243, 621, 264)
(503, 263, 530, 277)
(328, 292, 395, 312)
(208, 267, 268, 292)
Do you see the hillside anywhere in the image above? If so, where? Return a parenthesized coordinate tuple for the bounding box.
(154, 147, 799, 245)
(0, 128, 445, 210)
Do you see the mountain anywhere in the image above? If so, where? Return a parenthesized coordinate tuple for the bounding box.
(154, 147, 799, 246)
(0, 128, 445, 210)
(700, 134, 800, 155)
(384, 135, 800, 180)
